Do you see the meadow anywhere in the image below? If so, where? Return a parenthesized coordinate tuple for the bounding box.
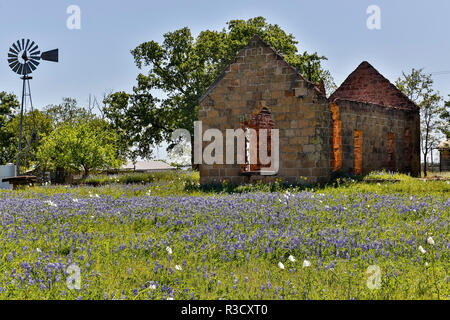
(0, 171, 448, 300)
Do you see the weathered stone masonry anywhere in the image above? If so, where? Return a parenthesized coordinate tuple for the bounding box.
(198, 35, 421, 185)
(198, 35, 332, 185)
(438, 139, 450, 171)
(329, 99, 420, 176)
(329, 61, 421, 177)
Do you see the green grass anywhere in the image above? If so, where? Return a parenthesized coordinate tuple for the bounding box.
(0, 170, 448, 300)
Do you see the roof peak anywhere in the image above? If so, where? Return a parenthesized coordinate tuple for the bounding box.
(199, 34, 325, 103)
(330, 61, 419, 111)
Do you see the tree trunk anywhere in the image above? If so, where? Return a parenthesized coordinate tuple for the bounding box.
(430, 148, 434, 173)
(423, 151, 428, 177)
(82, 168, 90, 180)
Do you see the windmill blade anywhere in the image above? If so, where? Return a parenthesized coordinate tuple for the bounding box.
(29, 44, 39, 53)
(17, 64, 24, 75)
(8, 53, 18, 58)
(8, 58, 18, 64)
(25, 39, 31, 51)
(30, 58, 40, 66)
(21, 39, 25, 50)
(30, 50, 40, 57)
(29, 59, 40, 69)
(30, 52, 41, 60)
(24, 63, 32, 74)
(41, 49, 58, 62)
(28, 62, 37, 71)
(9, 47, 18, 55)
(13, 42, 20, 52)
(12, 63, 21, 73)
(9, 61, 19, 70)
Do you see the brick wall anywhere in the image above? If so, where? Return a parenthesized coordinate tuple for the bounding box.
(198, 36, 332, 185)
(333, 99, 420, 176)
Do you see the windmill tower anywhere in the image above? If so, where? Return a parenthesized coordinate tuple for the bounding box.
(7, 39, 58, 175)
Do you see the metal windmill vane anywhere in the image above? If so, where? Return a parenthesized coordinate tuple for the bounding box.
(7, 39, 58, 175)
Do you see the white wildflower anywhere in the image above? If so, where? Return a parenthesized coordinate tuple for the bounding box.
(166, 247, 173, 255)
(44, 200, 57, 207)
(149, 284, 157, 290)
(418, 245, 426, 254)
(302, 260, 311, 268)
(288, 255, 296, 262)
(427, 237, 435, 245)
(175, 265, 182, 271)
(36, 248, 42, 253)
(278, 262, 285, 269)
(73, 198, 79, 203)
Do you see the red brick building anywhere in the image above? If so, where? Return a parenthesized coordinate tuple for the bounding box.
(329, 61, 421, 177)
(198, 35, 420, 185)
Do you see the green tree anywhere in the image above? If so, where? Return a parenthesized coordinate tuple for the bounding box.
(0, 92, 20, 165)
(396, 69, 444, 176)
(44, 97, 91, 126)
(37, 118, 123, 178)
(104, 17, 335, 161)
(5, 109, 53, 169)
(439, 97, 450, 138)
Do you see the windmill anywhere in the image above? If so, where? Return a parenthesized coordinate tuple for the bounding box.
(7, 39, 58, 177)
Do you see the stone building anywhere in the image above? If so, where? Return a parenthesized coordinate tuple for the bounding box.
(198, 35, 420, 185)
(328, 61, 421, 177)
(438, 139, 450, 171)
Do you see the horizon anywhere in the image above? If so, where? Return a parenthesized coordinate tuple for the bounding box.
(1, 0, 449, 159)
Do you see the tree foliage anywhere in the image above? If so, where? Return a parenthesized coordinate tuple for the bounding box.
(44, 97, 92, 126)
(396, 69, 445, 176)
(439, 97, 450, 138)
(0, 92, 20, 165)
(104, 17, 335, 160)
(37, 118, 123, 178)
(5, 109, 53, 168)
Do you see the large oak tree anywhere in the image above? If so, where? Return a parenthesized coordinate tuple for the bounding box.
(103, 17, 335, 162)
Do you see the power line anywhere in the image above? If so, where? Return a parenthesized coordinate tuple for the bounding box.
(431, 70, 450, 76)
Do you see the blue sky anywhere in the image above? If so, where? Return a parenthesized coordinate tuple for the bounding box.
(1, 0, 449, 158)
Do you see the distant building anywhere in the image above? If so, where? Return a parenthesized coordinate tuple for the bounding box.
(438, 139, 450, 171)
(120, 160, 176, 172)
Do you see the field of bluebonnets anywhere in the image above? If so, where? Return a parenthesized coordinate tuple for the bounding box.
(0, 170, 449, 300)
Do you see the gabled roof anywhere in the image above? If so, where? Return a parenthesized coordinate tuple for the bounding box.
(198, 34, 324, 103)
(330, 61, 419, 111)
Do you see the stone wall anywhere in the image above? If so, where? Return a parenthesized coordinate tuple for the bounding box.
(440, 150, 450, 171)
(198, 36, 332, 185)
(332, 99, 421, 176)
